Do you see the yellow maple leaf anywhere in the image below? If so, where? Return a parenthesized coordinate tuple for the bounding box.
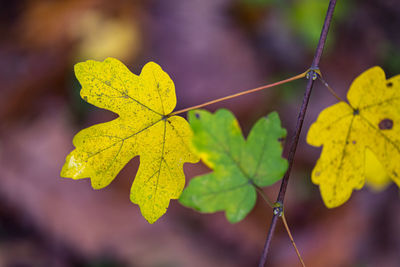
(365, 148, 391, 192)
(307, 66, 400, 207)
(61, 58, 199, 223)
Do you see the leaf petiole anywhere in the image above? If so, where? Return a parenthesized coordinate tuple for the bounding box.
(171, 71, 308, 115)
(254, 185, 274, 208)
(281, 213, 306, 267)
(317, 74, 346, 103)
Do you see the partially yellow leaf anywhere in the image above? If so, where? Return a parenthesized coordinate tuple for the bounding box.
(61, 58, 199, 223)
(70, 11, 141, 61)
(307, 67, 400, 207)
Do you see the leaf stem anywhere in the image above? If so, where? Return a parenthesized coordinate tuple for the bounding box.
(317, 74, 345, 102)
(171, 71, 308, 116)
(254, 185, 274, 209)
(281, 213, 306, 267)
(258, 1, 337, 266)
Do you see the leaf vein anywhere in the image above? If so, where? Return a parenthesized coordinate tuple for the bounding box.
(82, 70, 163, 116)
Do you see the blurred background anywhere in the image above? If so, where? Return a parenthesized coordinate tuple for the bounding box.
(1, 0, 400, 266)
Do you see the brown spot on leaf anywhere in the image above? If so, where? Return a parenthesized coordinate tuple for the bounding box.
(387, 82, 393, 87)
(379, 119, 393, 130)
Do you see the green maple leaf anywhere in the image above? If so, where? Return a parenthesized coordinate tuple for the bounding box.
(180, 109, 288, 223)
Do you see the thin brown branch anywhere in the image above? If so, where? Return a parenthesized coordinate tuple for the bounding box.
(281, 213, 306, 267)
(258, 1, 337, 266)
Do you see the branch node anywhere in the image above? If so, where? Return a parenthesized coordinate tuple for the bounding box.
(273, 201, 284, 217)
(306, 67, 320, 81)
